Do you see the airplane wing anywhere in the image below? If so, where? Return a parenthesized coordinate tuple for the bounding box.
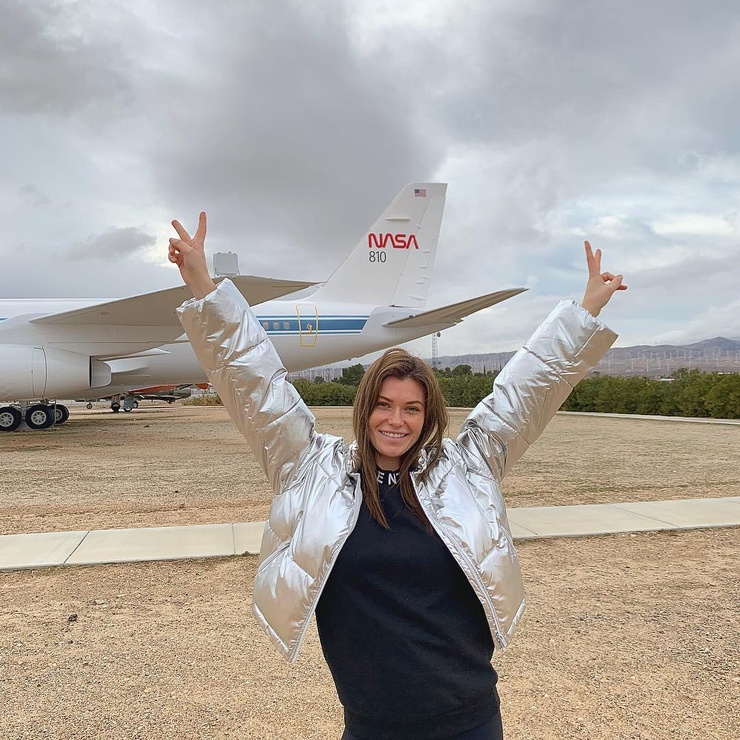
(384, 288, 527, 330)
(30, 275, 316, 327)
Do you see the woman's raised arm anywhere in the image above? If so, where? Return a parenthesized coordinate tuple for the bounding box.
(459, 241, 624, 479)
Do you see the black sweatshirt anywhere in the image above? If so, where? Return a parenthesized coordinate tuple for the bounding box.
(315, 469, 499, 739)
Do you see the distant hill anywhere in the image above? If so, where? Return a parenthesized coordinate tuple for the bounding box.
(432, 336, 740, 378)
(290, 337, 740, 381)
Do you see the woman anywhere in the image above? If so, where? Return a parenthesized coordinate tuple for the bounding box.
(169, 212, 625, 739)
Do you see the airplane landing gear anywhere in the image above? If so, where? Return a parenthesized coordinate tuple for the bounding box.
(25, 404, 56, 430)
(0, 401, 70, 431)
(54, 404, 70, 425)
(0, 406, 23, 432)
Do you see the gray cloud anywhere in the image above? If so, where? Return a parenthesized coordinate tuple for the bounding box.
(18, 184, 52, 208)
(135, 0, 440, 273)
(66, 227, 156, 262)
(0, 1, 133, 122)
(433, 1, 740, 149)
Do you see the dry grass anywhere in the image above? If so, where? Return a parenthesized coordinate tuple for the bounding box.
(1, 403, 738, 535)
(1, 403, 738, 738)
(1, 531, 738, 739)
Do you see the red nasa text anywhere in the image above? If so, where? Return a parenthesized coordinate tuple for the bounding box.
(367, 233, 420, 250)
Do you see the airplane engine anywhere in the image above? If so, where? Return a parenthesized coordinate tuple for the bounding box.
(0, 345, 111, 401)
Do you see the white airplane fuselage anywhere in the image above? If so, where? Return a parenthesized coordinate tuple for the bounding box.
(0, 296, 440, 402)
(101, 298, 437, 394)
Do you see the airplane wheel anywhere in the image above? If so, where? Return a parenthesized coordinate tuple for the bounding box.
(124, 407, 131, 413)
(111, 402, 121, 413)
(54, 404, 70, 424)
(25, 404, 55, 430)
(0, 406, 22, 432)
(86, 402, 93, 410)
(134, 401, 139, 408)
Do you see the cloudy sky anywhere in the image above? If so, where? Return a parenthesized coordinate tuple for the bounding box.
(2, 0, 739, 360)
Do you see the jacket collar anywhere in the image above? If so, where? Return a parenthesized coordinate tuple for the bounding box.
(346, 441, 432, 476)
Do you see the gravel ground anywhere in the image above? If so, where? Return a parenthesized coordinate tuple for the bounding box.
(1, 403, 739, 738)
(1, 403, 738, 535)
(2, 530, 737, 739)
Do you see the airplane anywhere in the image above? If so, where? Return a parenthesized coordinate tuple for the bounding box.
(0, 182, 527, 432)
(76, 384, 211, 411)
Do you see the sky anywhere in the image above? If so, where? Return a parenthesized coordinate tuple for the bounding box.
(2, 0, 739, 362)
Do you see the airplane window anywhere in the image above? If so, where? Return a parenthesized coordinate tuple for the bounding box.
(284, 322, 290, 330)
(262, 322, 269, 331)
(273, 322, 280, 330)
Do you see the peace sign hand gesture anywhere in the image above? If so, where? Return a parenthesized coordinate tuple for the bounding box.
(580, 241, 627, 317)
(168, 211, 217, 300)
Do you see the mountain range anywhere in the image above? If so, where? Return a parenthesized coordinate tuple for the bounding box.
(431, 337, 740, 378)
(292, 337, 740, 381)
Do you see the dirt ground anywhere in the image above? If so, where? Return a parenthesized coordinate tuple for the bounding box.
(1, 403, 739, 536)
(1, 404, 739, 739)
(2, 532, 738, 739)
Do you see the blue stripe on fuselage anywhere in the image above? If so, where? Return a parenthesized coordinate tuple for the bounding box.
(0, 316, 366, 332)
(257, 315, 368, 335)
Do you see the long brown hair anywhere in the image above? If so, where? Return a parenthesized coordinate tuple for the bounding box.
(353, 348, 449, 528)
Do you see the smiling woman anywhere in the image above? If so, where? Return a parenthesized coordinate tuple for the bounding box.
(353, 351, 448, 529)
(171, 210, 625, 739)
(368, 376, 426, 468)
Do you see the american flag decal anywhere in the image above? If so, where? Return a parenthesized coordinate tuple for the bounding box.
(414, 188, 427, 197)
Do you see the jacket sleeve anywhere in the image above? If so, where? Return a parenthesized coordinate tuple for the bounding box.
(176, 279, 317, 494)
(458, 300, 617, 480)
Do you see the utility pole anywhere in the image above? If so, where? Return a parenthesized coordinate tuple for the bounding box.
(432, 332, 440, 369)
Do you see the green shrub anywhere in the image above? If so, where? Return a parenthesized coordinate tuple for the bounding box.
(183, 394, 223, 406)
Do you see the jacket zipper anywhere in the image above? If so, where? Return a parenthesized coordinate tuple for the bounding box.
(288, 479, 363, 663)
(414, 475, 507, 651)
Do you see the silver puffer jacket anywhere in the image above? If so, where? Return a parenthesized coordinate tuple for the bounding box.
(178, 280, 617, 663)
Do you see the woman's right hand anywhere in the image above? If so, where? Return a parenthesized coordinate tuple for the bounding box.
(169, 211, 217, 299)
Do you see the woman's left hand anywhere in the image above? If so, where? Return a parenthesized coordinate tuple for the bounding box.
(169, 211, 217, 300)
(580, 241, 627, 317)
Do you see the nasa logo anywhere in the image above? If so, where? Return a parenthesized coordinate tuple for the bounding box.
(367, 233, 420, 250)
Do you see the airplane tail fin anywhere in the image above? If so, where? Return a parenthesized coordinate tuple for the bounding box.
(309, 183, 447, 307)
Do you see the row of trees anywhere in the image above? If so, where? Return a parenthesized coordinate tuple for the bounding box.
(563, 369, 740, 419)
(290, 365, 740, 419)
(292, 363, 497, 408)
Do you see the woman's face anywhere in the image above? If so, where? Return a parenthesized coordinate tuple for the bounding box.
(368, 376, 425, 470)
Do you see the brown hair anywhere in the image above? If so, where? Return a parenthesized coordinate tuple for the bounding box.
(353, 348, 449, 528)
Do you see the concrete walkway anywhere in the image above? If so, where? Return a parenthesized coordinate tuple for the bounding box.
(2, 497, 739, 572)
(560, 411, 740, 426)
